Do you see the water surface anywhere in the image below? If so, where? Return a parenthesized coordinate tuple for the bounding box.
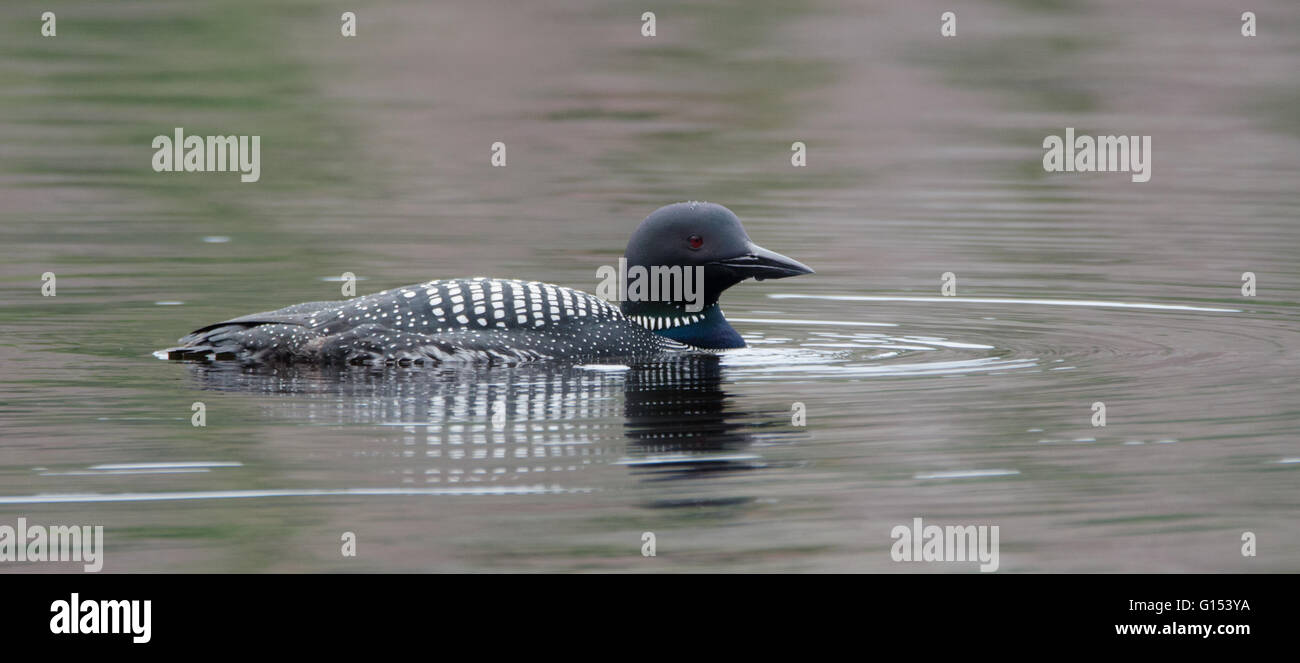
(1, 0, 1297, 572)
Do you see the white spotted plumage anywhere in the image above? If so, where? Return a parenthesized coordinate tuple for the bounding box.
(163, 277, 689, 365)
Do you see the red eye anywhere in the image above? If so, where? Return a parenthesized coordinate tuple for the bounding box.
(688, 234, 704, 249)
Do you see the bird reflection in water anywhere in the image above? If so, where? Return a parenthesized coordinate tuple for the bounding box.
(184, 354, 800, 491)
(619, 354, 773, 480)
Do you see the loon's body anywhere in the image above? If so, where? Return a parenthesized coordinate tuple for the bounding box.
(164, 278, 686, 364)
(159, 202, 812, 365)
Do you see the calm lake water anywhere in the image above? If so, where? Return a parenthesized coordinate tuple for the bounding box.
(1, 0, 1297, 572)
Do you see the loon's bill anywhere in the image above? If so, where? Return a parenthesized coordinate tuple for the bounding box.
(158, 202, 813, 365)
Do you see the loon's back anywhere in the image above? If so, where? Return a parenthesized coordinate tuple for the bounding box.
(160, 278, 684, 365)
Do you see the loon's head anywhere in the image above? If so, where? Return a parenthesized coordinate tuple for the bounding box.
(620, 201, 813, 349)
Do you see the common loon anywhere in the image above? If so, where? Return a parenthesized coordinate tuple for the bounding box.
(158, 202, 813, 365)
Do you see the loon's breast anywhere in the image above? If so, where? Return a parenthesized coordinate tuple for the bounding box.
(161, 277, 686, 365)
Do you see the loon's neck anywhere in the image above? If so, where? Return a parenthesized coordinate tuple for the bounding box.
(622, 302, 744, 349)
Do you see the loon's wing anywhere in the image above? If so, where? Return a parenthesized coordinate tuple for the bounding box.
(157, 300, 341, 362)
(162, 317, 551, 365)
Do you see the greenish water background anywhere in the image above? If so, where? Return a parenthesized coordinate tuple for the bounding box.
(1, 0, 1297, 571)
